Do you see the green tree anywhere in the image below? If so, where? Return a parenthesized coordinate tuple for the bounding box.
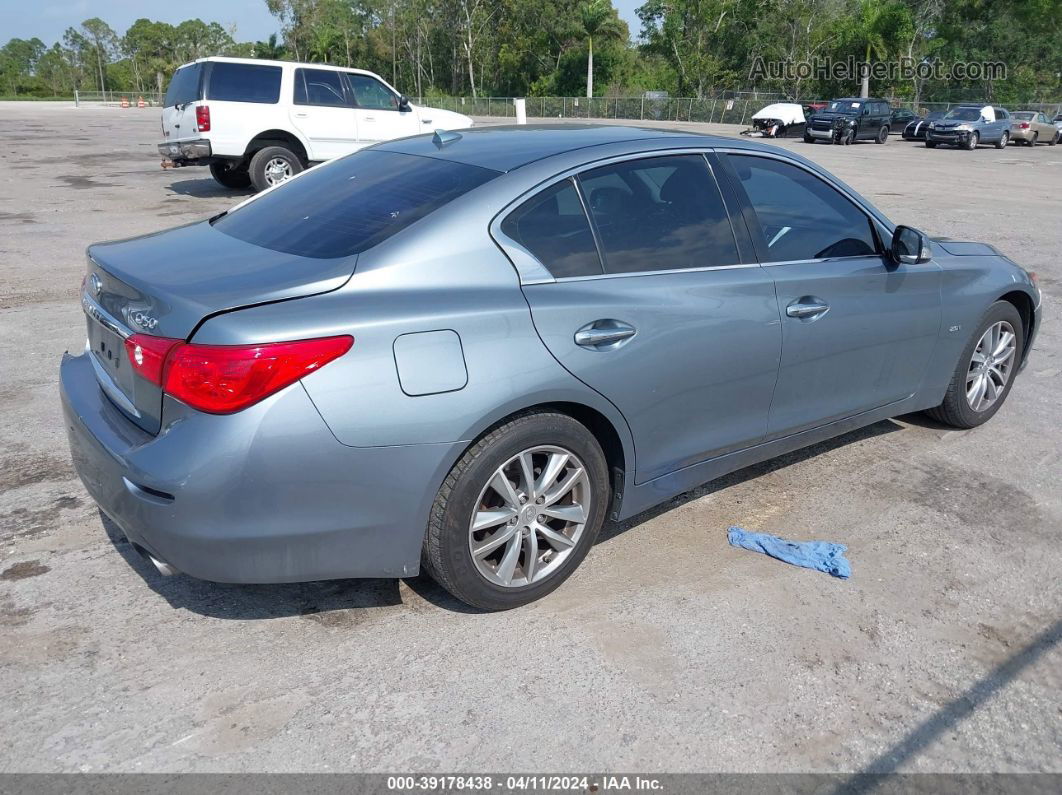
(577, 0, 625, 97)
(79, 18, 119, 92)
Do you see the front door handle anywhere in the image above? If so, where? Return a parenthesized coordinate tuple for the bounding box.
(574, 320, 636, 349)
(294, 112, 308, 118)
(786, 299, 830, 319)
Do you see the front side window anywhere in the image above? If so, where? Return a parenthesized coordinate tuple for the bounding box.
(501, 180, 602, 278)
(213, 150, 497, 258)
(578, 155, 739, 274)
(294, 68, 349, 107)
(207, 63, 282, 104)
(347, 74, 399, 111)
(728, 155, 877, 262)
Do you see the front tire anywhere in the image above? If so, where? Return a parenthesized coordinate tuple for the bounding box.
(422, 412, 610, 610)
(804, 132, 815, 144)
(925, 140, 937, 148)
(925, 301, 1023, 429)
(248, 145, 303, 192)
(964, 131, 980, 150)
(209, 161, 251, 189)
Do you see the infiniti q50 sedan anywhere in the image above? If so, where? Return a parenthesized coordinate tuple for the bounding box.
(61, 125, 1041, 610)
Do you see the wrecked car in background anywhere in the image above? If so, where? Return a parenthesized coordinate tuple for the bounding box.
(743, 103, 806, 138)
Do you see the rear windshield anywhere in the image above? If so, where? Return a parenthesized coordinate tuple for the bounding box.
(207, 62, 282, 104)
(163, 64, 202, 107)
(213, 150, 499, 258)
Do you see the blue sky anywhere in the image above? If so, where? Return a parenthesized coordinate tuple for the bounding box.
(5, 1, 645, 47)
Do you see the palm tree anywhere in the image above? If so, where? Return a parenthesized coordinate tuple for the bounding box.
(578, 0, 623, 98)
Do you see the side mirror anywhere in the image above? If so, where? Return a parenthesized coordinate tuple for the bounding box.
(891, 225, 931, 265)
(398, 95, 412, 112)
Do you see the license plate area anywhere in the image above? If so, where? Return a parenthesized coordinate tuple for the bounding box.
(87, 317, 135, 399)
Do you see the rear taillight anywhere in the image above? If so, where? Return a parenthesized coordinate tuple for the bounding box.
(1019, 122, 1030, 129)
(125, 334, 352, 414)
(126, 334, 182, 386)
(195, 105, 210, 132)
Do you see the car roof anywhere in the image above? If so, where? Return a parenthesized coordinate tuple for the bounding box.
(178, 56, 378, 78)
(376, 124, 718, 172)
(831, 97, 886, 102)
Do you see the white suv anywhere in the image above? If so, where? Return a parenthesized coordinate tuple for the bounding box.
(158, 57, 473, 192)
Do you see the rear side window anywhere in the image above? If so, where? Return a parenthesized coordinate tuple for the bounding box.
(578, 155, 739, 273)
(501, 180, 602, 278)
(348, 74, 399, 110)
(213, 150, 498, 258)
(163, 64, 202, 107)
(294, 68, 349, 107)
(207, 63, 282, 104)
(728, 154, 876, 261)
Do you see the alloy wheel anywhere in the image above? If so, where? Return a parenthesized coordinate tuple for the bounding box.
(966, 320, 1017, 412)
(264, 157, 294, 186)
(468, 445, 591, 588)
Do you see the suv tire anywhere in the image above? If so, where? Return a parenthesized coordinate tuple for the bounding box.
(249, 145, 304, 192)
(876, 125, 889, 143)
(422, 411, 610, 610)
(964, 131, 979, 150)
(209, 161, 251, 190)
(995, 131, 1009, 149)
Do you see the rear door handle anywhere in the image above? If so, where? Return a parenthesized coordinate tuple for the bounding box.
(786, 299, 830, 319)
(574, 320, 636, 349)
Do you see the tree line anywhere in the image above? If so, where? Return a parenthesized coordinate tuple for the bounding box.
(2, 0, 1059, 103)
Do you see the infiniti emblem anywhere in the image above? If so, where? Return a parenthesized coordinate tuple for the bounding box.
(89, 273, 102, 297)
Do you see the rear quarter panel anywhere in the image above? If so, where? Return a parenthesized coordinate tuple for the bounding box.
(191, 193, 636, 461)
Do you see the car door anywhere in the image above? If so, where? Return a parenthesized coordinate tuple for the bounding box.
(501, 153, 782, 484)
(345, 72, 420, 143)
(288, 68, 358, 160)
(989, 107, 1009, 142)
(719, 151, 942, 438)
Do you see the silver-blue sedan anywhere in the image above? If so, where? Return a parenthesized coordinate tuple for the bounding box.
(61, 125, 1041, 609)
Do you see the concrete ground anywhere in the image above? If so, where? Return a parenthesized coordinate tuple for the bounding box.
(0, 103, 1059, 774)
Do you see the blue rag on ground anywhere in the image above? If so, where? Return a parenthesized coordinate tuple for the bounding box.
(727, 526, 851, 579)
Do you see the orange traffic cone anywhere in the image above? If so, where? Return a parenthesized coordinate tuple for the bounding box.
(120, 96, 129, 108)
(137, 96, 146, 108)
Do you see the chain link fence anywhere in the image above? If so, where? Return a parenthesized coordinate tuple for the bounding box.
(73, 90, 165, 107)
(60, 90, 1062, 120)
(417, 96, 1062, 125)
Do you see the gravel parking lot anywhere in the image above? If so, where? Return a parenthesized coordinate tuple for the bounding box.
(1, 103, 1059, 774)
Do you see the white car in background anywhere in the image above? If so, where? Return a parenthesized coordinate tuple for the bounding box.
(158, 57, 473, 192)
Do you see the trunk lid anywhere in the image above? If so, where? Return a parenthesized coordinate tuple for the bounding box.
(84, 221, 355, 433)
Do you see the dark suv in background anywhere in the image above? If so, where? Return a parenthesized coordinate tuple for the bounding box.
(805, 98, 892, 145)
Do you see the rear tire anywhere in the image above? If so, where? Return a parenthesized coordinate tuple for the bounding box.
(209, 161, 251, 189)
(248, 145, 303, 192)
(995, 131, 1009, 149)
(876, 125, 889, 143)
(1028, 132, 1038, 147)
(924, 301, 1023, 429)
(422, 411, 610, 610)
